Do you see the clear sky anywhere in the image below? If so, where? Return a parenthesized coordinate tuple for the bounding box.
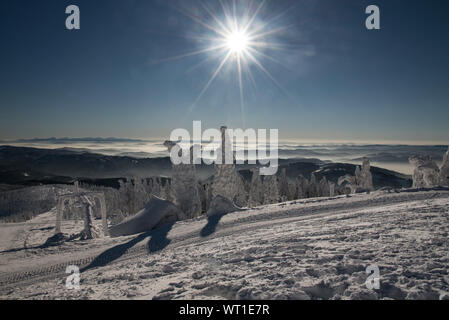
(1, 0, 448, 143)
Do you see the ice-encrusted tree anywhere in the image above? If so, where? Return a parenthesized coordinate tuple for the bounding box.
(199, 181, 213, 213)
(356, 158, 374, 190)
(149, 177, 162, 198)
(296, 175, 308, 199)
(439, 147, 449, 186)
(79, 196, 101, 240)
(338, 174, 358, 194)
(308, 173, 319, 198)
(158, 178, 173, 202)
(211, 127, 248, 207)
(248, 168, 264, 207)
(263, 175, 280, 204)
(279, 168, 290, 202)
(409, 155, 440, 188)
(118, 178, 152, 216)
(319, 177, 330, 197)
(338, 158, 374, 194)
(212, 164, 248, 206)
(287, 179, 297, 201)
(329, 181, 336, 197)
(164, 141, 202, 219)
(295, 176, 303, 199)
(355, 166, 361, 181)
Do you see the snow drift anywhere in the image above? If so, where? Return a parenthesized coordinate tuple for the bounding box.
(206, 195, 242, 217)
(108, 196, 184, 237)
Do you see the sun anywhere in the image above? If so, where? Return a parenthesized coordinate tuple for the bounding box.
(225, 31, 249, 54)
(164, 0, 292, 123)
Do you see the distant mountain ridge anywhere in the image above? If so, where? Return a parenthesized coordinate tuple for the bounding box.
(1, 137, 153, 143)
(0, 145, 411, 190)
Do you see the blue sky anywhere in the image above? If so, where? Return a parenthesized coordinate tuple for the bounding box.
(1, 0, 448, 143)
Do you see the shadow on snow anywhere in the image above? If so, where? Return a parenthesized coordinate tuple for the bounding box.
(80, 223, 174, 273)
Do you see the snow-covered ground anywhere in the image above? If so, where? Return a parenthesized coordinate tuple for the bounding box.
(1, 188, 449, 300)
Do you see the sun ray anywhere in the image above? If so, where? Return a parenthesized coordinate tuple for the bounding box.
(236, 54, 246, 127)
(190, 50, 233, 111)
(232, 0, 238, 31)
(250, 41, 299, 51)
(243, 58, 258, 91)
(242, 0, 266, 33)
(219, 0, 234, 31)
(185, 52, 224, 74)
(174, 6, 229, 38)
(248, 25, 293, 40)
(154, 44, 227, 64)
(245, 50, 290, 96)
(247, 5, 294, 36)
(246, 46, 288, 69)
(200, 1, 232, 35)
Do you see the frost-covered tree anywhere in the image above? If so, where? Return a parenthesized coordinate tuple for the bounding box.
(439, 147, 449, 186)
(278, 168, 290, 202)
(409, 155, 440, 188)
(287, 180, 297, 201)
(263, 175, 280, 204)
(212, 127, 247, 207)
(164, 141, 202, 219)
(308, 173, 319, 198)
(248, 168, 264, 207)
(212, 164, 247, 206)
(356, 158, 374, 190)
(118, 178, 133, 216)
(319, 177, 330, 197)
(329, 182, 336, 197)
(79, 196, 101, 240)
(295, 177, 303, 199)
(338, 158, 374, 194)
(296, 175, 309, 199)
(160, 179, 173, 202)
(118, 178, 152, 217)
(338, 174, 358, 194)
(147, 177, 163, 198)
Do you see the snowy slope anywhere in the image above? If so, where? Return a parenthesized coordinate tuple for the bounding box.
(0, 188, 449, 300)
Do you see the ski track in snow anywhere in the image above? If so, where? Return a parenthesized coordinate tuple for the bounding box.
(0, 189, 449, 300)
